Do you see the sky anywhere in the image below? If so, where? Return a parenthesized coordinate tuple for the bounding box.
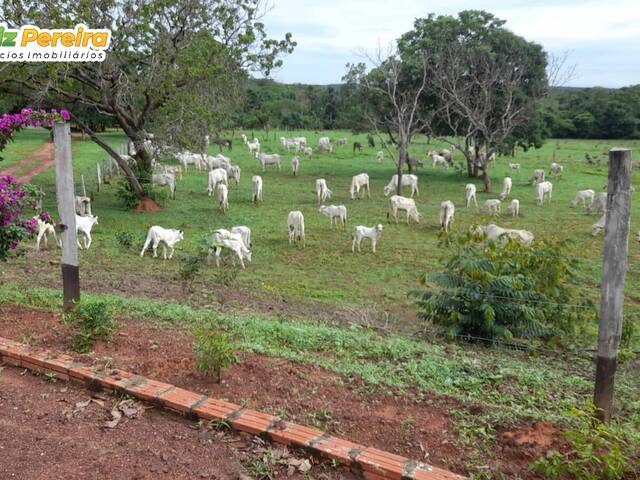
(259, 0, 640, 88)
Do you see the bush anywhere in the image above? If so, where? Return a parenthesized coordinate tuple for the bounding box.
(64, 300, 117, 353)
(532, 404, 639, 480)
(193, 325, 237, 383)
(411, 231, 594, 342)
(115, 230, 135, 249)
(178, 253, 203, 293)
(0, 177, 44, 260)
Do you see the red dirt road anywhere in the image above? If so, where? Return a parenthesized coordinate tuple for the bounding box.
(0, 141, 55, 184)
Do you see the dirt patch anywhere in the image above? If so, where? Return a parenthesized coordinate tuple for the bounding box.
(0, 141, 55, 184)
(133, 197, 162, 212)
(0, 305, 569, 478)
(501, 421, 558, 449)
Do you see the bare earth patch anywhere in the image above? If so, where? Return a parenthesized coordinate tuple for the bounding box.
(0, 141, 55, 184)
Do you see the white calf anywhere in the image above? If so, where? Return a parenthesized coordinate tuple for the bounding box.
(230, 226, 252, 249)
(152, 172, 176, 199)
(291, 156, 300, 176)
(383, 174, 419, 198)
(210, 229, 252, 269)
(315, 178, 333, 203)
(531, 169, 545, 185)
(535, 181, 553, 206)
(376, 151, 384, 163)
(256, 152, 281, 171)
(483, 199, 501, 215)
(387, 195, 422, 224)
(587, 192, 607, 213)
(247, 139, 260, 155)
(465, 184, 478, 208)
(499, 177, 512, 201)
(302, 147, 313, 157)
(226, 165, 241, 186)
(352, 224, 383, 253)
(217, 183, 229, 212)
(319, 205, 347, 229)
(287, 211, 305, 247)
(207, 168, 228, 196)
(140, 226, 184, 259)
(428, 152, 448, 167)
(507, 199, 520, 217)
(241, 134, 248, 144)
(75, 215, 98, 250)
(33, 217, 58, 250)
(349, 173, 370, 199)
(592, 213, 607, 236)
(439, 200, 455, 232)
(550, 162, 564, 177)
(252, 175, 263, 203)
(570, 189, 595, 208)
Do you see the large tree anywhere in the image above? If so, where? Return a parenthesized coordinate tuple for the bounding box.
(1, 0, 295, 201)
(398, 11, 549, 191)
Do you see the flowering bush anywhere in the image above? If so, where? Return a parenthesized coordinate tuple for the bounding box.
(0, 107, 71, 155)
(0, 176, 43, 260)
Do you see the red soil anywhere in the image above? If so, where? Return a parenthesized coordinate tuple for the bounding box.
(0, 141, 55, 184)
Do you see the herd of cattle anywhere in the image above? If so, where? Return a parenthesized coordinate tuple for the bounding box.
(31, 134, 631, 268)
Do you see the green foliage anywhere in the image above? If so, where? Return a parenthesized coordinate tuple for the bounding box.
(178, 252, 204, 293)
(192, 324, 237, 383)
(64, 300, 117, 353)
(532, 404, 639, 480)
(114, 230, 135, 249)
(412, 231, 594, 342)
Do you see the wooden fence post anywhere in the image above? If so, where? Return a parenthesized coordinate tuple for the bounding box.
(54, 122, 80, 311)
(594, 147, 632, 421)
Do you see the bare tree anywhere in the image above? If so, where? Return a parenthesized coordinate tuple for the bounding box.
(344, 46, 432, 194)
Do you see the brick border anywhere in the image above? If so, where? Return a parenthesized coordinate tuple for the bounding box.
(0, 336, 466, 480)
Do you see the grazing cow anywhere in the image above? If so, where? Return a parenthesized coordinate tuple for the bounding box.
(33, 216, 59, 250)
(247, 138, 260, 155)
(201, 154, 230, 171)
(291, 156, 300, 176)
(383, 174, 419, 198)
(535, 181, 553, 206)
(387, 195, 422, 224)
(251, 175, 263, 203)
(230, 226, 252, 249)
(140, 226, 184, 260)
(549, 162, 563, 177)
(349, 173, 370, 199)
(162, 164, 183, 180)
(465, 184, 478, 208)
(475, 223, 534, 246)
(75, 196, 92, 216)
(428, 151, 448, 167)
(587, 192, 607, 213)
(570, 189, 595, 207)
(302, 147, 313, 157)
(287, 211, 305, 247)
(293, 136, 307, 147)
(207, 168, 228, 196)
(531, 169, 545, 185)
(256, 152, 281, 171)
(352, 224, 383, 253)
(75, 215, 98, 250)
(499, 177, 512, 201)
(483, 199, 502, 215)
(177, 151, 203, 171)
(317, 137, 333, 153)
(507, 199, 520, 217)
(319, 205, 347, 229)
(439, 200, 455, 232)
(353, 142, 363, 153)
(439, 149, 453, 165)
(315, 178, 333, 204)
(407, 156, 424, 170)
(336, 138, 347, 147)
(212, 138, 232, 151)
(210, 229, 252, 269)
(226, 164, 241, 186)
(592, 213, 607, 236)
(152, 172, 176, 199)
(217, 183, 229, 212)
(376, 150, 384, 163)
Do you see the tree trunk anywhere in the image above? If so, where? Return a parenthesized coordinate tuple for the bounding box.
(397, 141, 405, 195)
(481, 167, 491, 192)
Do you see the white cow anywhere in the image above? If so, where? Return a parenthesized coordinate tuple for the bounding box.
(152, 172, 176, 199)
(587, 192, 607, 213)
(317, 137, 333, 153)
(319, 205, 347, 229)
(75, 196, 92, 216)
(475, 224, 534, 246)
(140, 226, 184, 259)
(376, 150, 384, 163)
(241, 134, 248, 144)
(75, 215, 98, 250)
(251, 175, 263, 203)
(335, 138, 348, 147)
(535, 181, 553, 206)
(592, 213, 607, 236)
(352, 224, 383, 253)
(509, 163, 521, 172)
(507, 199, 520, 217)
(383, 174, 419, 198)
(499, 177, 512, 201)
(177, 151, 202, 171)
(230, 226, 252, 249)
(162, 164, 183, 180)
(439, 200, 455, 232)
(428, 152, 448, 167)
(202, 154, 230, 171)
(256, 152, 281, 171)
(217, 183, 229, 212)
(291, 156, 300, 176)
(210, 229, 252, 269)
(550, 162, 564, 177)
(387, 195, 422, 224)
(349, 173, 370, 199)
(465, 184, 478, 208)
(531, 169, 546, 185)
(33, 217, 58, 250)
(484, 199, 502, 215)
(247, 138, 260, 155)
(570, 189, 595, 207)
(207, 168, 228, 196)
(226, 164, 241, 186)
(293, 136, 307, 147)
(315, 178, 333, 203)
(287, 211, 305, 247)
(302, 147, 313, 157)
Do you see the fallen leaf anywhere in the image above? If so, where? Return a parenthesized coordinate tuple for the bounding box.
(104, 408, 123, 429)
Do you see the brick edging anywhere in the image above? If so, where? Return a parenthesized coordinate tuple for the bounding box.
(0, 336, 466, 480)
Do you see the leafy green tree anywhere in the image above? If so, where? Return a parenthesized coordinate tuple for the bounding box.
(1, 0, 295, 203)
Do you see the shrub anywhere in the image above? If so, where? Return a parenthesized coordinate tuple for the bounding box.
(532, 404, 639, 480)
(411, 231, 594, 342)
(114, 230, 135, 249)
(64, 300, 117, 353)
(0, 177, 44, 261)
(193, 325, 237, 383)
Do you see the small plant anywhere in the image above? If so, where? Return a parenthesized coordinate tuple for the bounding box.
(64, 300, 117, 353)
(178, 253, 204, 293)
(400, 415, 415, 439)
(531, 403, 638, 480)
(192, 324, 237, 383)
(115, 230, 135, 249)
